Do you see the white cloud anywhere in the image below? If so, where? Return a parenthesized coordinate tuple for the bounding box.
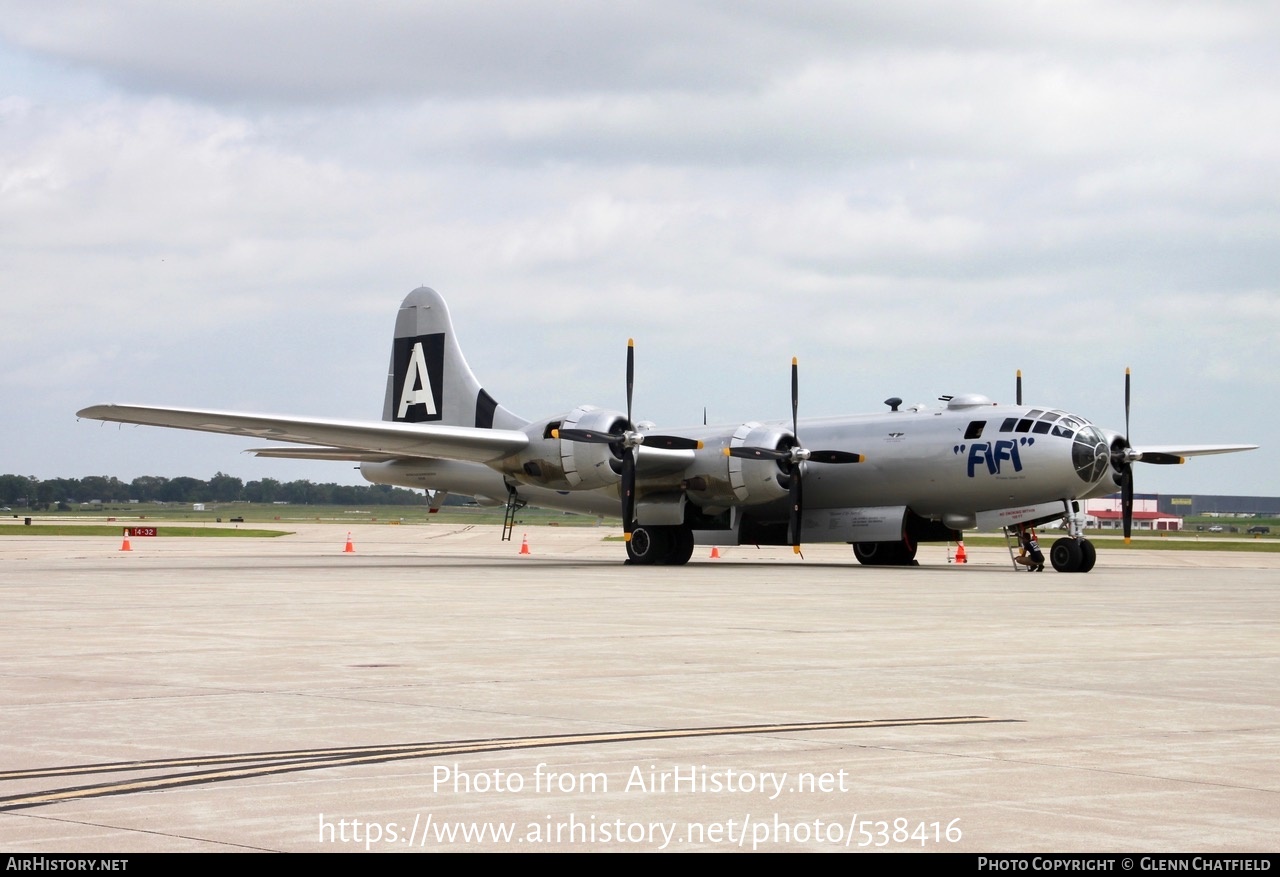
(0, 2, 1275, 494)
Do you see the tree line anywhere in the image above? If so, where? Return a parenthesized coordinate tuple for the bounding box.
(0, 473, 428, 509)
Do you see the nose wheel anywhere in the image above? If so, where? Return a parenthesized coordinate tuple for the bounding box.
(1050, 537, 1096, 573)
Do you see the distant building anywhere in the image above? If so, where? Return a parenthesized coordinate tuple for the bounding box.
(1157, 495, 1279, 517)
(1084, 494, 1183, 532)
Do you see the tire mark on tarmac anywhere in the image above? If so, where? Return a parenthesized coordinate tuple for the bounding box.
(1, 715, 1015, 811)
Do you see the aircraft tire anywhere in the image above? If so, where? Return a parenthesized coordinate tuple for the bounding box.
(852, 540, 916, 566)
(662, 527, 695, 566)
(1050, 537, 1083, 573)
(1077, 539, 1097, 573)
(852, 542, 884, 565)
(626, 526, 670, 565)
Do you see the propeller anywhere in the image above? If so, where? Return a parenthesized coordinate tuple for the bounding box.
(1110, 367, 1185, 543)
(553, 340, 702, 540)
(724, 357, 864, 554)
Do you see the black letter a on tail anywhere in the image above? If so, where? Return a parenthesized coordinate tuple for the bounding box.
(393, 333, 445, 423)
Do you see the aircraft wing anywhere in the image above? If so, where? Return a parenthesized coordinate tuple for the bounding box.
(76, 404, 529, 464)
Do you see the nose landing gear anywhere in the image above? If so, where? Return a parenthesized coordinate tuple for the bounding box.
(1050, 537, 1097, 573)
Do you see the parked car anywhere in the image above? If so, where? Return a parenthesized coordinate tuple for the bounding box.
(1208, 525, 1224, 532)
(1247, 525, 1271, 535)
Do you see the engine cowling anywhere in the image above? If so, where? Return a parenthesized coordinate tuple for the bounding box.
(680, 422, 794, 509)
(507, 405, 627, 491)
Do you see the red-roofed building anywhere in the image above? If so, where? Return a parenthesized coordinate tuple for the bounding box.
(1084, 495, 1184, 531)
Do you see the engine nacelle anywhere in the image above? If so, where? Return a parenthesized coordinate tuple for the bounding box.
(506, 405, 627, 491)
(680, 422, 794, 509)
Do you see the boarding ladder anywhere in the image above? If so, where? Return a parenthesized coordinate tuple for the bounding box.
(501, 484, 526, 542)
(1002, 527, 1024, 571)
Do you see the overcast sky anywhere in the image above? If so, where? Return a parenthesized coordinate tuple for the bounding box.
(2, 1, 1276, 496)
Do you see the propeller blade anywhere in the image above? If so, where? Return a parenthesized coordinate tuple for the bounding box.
(790, 468, 804, 556)
(1136, 452, 1185, 465)
(553, 428, 621, 444)
(1124, 367, 1131, 441)
(1121, 465, 1134, 544)
(621, 451, 636, 540)
(625, 338, 635, 428)
(639, 434, 703, 451)
(723, 446, 792, 461)
(808, 450, 865, 464)
(791, 357, 799, 438)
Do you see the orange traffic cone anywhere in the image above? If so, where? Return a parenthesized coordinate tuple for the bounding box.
(119, 529, 132, 552)
(519, 534, 530, 555)
(955, 541, 967, 564)
(710, 546, 721, 559)
(343, 532, 355, 553)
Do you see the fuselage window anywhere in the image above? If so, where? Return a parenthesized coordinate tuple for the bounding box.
(964, 421, 986, 440)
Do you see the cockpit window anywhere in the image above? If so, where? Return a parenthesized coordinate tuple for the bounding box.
(999, 417, 1018, 432)
(1032, 421, 1051, 435)
(1026, 409, 1045, 419)
(964, 421, 986, 440)
(1015, 419, 1034, 433)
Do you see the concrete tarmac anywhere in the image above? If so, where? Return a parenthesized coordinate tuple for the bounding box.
(1, 522, 1277, 852)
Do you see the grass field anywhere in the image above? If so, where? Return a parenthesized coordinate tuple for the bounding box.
(3, 503, 1276, 551)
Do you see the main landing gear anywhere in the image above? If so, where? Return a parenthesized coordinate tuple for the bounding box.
(851, 538, 919, 566)
(625, 525, 695, 566)
(1050, 537, 1097, 573)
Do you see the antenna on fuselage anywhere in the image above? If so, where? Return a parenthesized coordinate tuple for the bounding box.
(1016, 370, 1023, 406)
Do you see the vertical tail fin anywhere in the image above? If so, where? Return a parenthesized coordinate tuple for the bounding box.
(383, 287, 525, 429)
